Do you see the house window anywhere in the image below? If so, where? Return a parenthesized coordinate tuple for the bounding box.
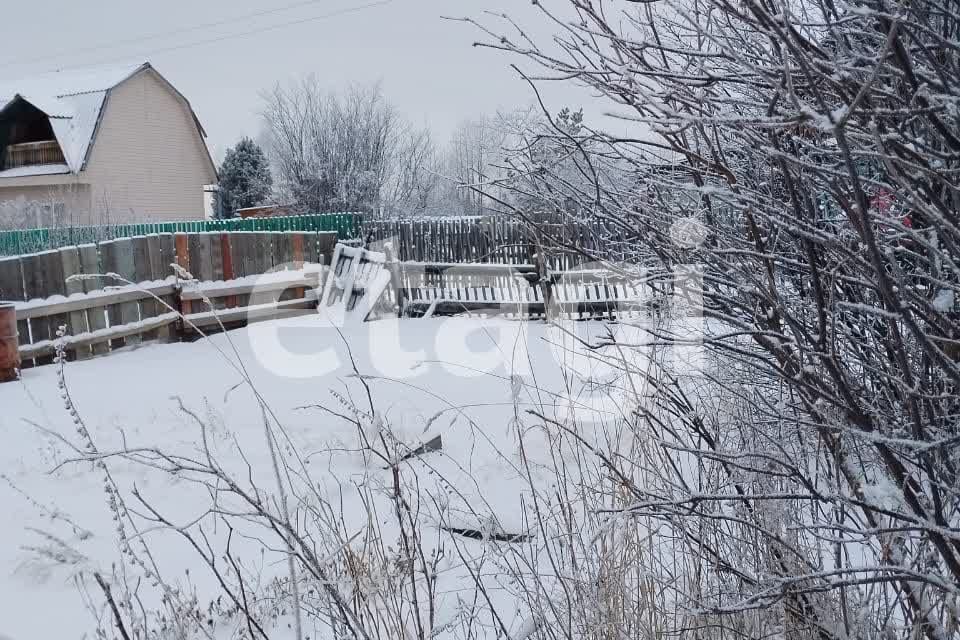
(4, 140, 66, 169)
(0, 98, 67, 170)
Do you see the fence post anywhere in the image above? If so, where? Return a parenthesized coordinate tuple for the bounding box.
(146, 234, 174, 342)
(533, 233, 554, 321)
(174, 233, 191, 321)
(60, 246, 92, 358)
(77, 244, 109, 356)
(113, 238, 141, 346)
(220, 233, 237, 309)
(384, 243, 404, 317)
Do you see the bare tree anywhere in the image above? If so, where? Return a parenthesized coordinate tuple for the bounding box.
(261, 79, 399, 214)
(444, 115, 515, 217)
(460, 0, 960, 637)
(383, 125, 444, 217)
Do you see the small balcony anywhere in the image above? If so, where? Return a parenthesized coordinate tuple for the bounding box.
(3, 140, 66, 169)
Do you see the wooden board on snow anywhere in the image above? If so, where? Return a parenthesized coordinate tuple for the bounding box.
(318, 244, 391, 323)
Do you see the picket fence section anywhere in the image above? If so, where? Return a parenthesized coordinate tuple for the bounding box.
(380, 259, 662, 321)
(0, 231, 337, 366)
(361, 216, 638, 270)
(0, 213, 361, 257)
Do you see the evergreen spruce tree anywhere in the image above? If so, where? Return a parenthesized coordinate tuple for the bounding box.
(217, 138, 273, 218)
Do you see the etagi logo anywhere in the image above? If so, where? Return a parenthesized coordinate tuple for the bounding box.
(242, 223, 706, 394)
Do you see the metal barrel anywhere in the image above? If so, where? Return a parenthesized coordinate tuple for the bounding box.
(0, 302, 20, 383)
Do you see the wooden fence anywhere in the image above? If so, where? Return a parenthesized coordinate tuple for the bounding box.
(379, 258, 665, 321)
(0, 220, 665, 374)
(4, 214, 640, 268)
(0, 231, 337, 366)
(361, 217, 639, 270)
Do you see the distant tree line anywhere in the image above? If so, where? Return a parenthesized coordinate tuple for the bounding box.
(211, 76, 589, 219)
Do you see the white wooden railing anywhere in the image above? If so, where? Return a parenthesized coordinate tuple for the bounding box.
(4, 140, 66, 169)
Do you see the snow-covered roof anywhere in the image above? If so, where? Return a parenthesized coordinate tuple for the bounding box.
(0, 62, 209, 178)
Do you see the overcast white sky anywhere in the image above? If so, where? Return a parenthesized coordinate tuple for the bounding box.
(2, 0, 596, 161)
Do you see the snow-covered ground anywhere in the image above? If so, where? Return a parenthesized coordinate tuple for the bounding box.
(0, 315, 656, 639)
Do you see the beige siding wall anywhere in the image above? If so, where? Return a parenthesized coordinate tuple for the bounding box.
(83, 68, 217, 223)
(0, 183, 92, 228)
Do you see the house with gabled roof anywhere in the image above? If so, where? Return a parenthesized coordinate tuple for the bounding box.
(0, 62, 218, 227)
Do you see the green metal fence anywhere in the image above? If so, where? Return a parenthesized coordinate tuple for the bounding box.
(0, 213, 363, 257)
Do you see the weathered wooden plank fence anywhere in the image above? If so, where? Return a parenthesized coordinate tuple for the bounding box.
(0, 231, 337, 365)
(0, 221, 663, 377)
(5, 213, 638, 268)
